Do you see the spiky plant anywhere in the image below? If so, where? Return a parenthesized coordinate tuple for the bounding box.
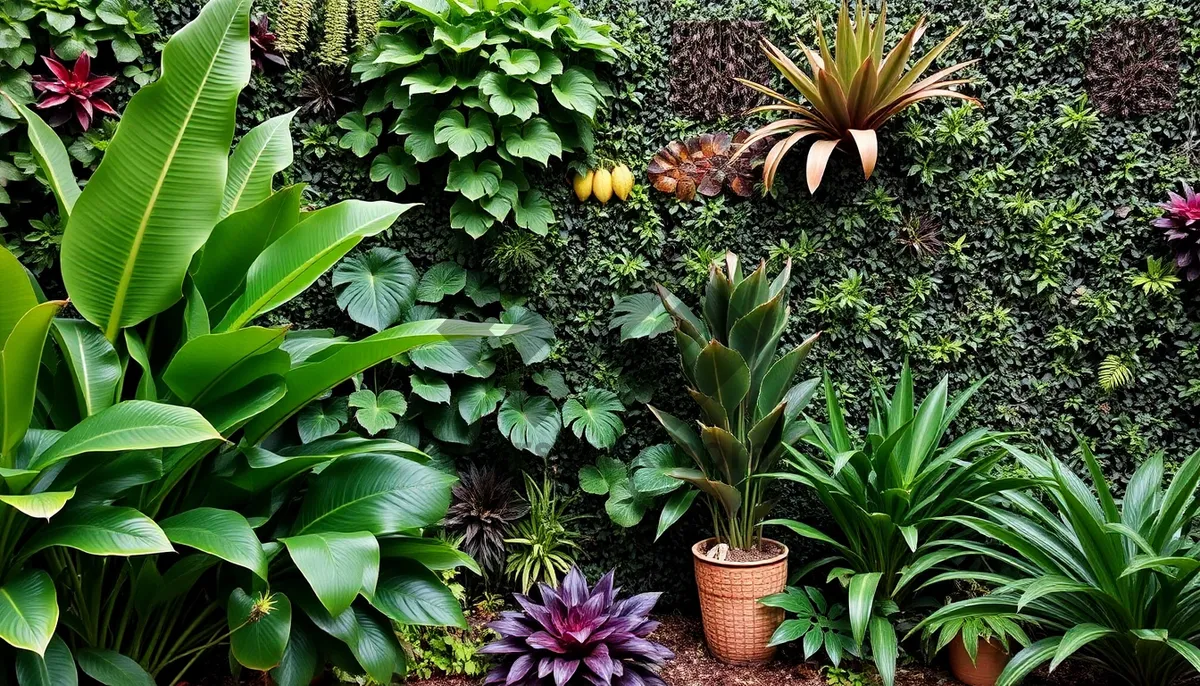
(1155, 182, 1200, 280)
(736, 0, 977, 193)
(897, 214, 943, 257)
(480, 567, 674, 685)
(299, 67, 355, 117)
(446, 465, 527, 577)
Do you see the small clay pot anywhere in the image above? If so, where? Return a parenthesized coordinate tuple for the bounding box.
(948, 634, 1010, 686)
(691, 538, 789, 665)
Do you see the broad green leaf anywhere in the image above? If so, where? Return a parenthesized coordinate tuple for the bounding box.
(392, 101, 447, 161)
(563, 11, 619, 50)
(410, 372, 451, 404)
(512, 190, 555, 235)
(333, 248, 418, 332)
(241, 320, 521, 443)
(656, 488, 699, 540)
(403, 65, 457, 95)
(605, 478, 649, 527)
(446, 157, 502, 201)
(497, 391, 560, 457)
(491, 45, 540, 75)
(869, 616, 898, 686)
(432, 23, 486, 53)
(694, 340, 751, 420)
(292, 452, 456, 535)
(270, 618, 320, 686)
(223, 109, 296, 217)
(3, 96, 79, 218)
(192, 184, 305, 316)
(416, 261, 467, 303)
(159, 507, 267, 579)
(1050, 623, 1116, 671)
(423, 403, 477, 445)
(52, 319, 120, 417)
(0, 570, 57, 655)
(609, 293, 671, 341)
(369, 145, 420, 193)
(2, 301, 63, 463)
(369, 561, 466, 627)
(450, 198, 496, 238)
(372, 34, 426, 67)
(228, 588, 291, 671)
(532, 369, 570, 399)
(501, 118, 562, 165)
(60, 0, 253, 339)
(31, 401, 221, 470)
(562, 389, 625, 449)
(21, 505, 172, 557)
(458, 381, 506, 423)
(550, 67, 604, 118)
(379, 537, 481, 574)
(506, 15, 560, 44)
(216, 200, 414, 331)
(632, 443, 689, 495)
(434, 110, 494, 158)
(848, 572, 881, 646)
(293, 597, 401, 684)
(479, 72, 538, 120)
(0, 246, 37, 341)
(75, 648, 155, 686)
(481, 179, 518, 222)
(0, 489, 74, 519)
(296, 397, 347, 444)
(163, 326, 289, 405)
(14, 634, 76, 686)
(499, 305, 555, 364)
(349, 389, 408, 435)
(337, 113, 382, 158)
(283, 532, 380, 615)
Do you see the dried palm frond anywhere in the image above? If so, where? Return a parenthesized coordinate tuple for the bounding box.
(647, 130, 773, 201)
(736, 0, 978, 193)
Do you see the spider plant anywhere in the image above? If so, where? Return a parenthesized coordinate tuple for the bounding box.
(505, 474, 582, 592)
(736, 0, 977, 192)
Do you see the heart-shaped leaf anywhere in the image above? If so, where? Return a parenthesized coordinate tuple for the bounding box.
(479, 73, 538, 120)
(497, 391, 560, 457)
(402, 64, 456, 95)
(434, 110, 494, 158)
(551, 67, 604, 118)
(349, 389, 409, 435)
(513, 189, 555, 235)
(410, 372, 451, 404)
(296, 397, 347, 444)
(501, 118, 562, 165)
(562, 389, 626, 449)
(333, 248, 418, 331)
(499, 305, 555, 364)
(369, 146, 420, 193)
(416, 261, 467, 303)
(336, 113, 382, 158)
(609, 293, 672, 341)
(458, 381, 506, 424)
(491, 45, 540, 76)
(446, 157, 502, 201)
(449, 198, 497, 238)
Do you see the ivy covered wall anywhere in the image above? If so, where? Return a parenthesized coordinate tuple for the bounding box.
(102, 0, 1200, 601)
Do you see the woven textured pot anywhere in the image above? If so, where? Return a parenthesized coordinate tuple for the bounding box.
(948, 635, 1010, 686)
(691, 538, 788, 665)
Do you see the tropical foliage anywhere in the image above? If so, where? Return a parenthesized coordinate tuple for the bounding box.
(759, 586, 856, 665)
(0, 1, 517, 682)
(350, 0, 619, 237)
(764, 364, 1030, 686)
(588, 251, 821, 550)
(479, 567, 673, 685)
(505, 474, 581, 592)
(737, 0, 977, 192)
(446, 465, 528, 578)
(916, 443, 1200, 686)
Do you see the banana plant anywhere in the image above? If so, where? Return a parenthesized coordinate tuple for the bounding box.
(764, 364, 1032, 686)
(0, 0, 523, 682)
(915, 443, 1200, 686)
(591, 252, 821, 549)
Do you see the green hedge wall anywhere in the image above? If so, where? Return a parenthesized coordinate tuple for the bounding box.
(162, 0, 1196, 604)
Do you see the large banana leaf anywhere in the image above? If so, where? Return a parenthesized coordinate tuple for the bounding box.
(51, 319, 121, 418)
(215, 200, 415, 332)
(0, 246, 37, 342)
(58, 0, 252, 339)
(30, 401, 222, 470)
(2, 96, 79, 219)
(0, 569, 58, 655)
(2, 301, 64, 465)
(241, 320, 522, 443)
(222, 109, 296, 217)
(162, 326, 289, 405)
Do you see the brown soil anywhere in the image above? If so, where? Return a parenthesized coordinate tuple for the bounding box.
(699, 539, 784, 563)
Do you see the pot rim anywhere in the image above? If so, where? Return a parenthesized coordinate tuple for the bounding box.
(691, 537, 789, 569)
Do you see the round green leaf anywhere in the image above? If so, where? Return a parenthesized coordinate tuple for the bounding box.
(333, 248, 419, 331)
(497, 391, 561, 457)
(228, 588, 292, 671)
(296, 397, 347, 444)
(416, 261, 467, 303)
(410, 372, 451, 404)
(457, 381, 506, 424)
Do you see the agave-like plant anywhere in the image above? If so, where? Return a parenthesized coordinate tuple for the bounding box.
(736, 0, 977, 192)
(915, 443, 1200, 686)
(479, 567, 674, 685)
(765, 364, 1029, 686)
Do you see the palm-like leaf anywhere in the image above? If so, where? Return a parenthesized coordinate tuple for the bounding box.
(737, 0, 977, 192)
(914, 444, 1200, 686)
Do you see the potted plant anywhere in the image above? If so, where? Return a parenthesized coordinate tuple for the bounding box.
(594, 252, 821, 663)
(917, 582, 1029, 686)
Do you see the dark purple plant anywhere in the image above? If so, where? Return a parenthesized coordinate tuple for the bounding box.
(480, 567, 673, 685)
(250, 14, 287, 70)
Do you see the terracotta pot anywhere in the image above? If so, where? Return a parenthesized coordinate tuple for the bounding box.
(691, 538, 789, 665)
(948, 634, 1010, 686)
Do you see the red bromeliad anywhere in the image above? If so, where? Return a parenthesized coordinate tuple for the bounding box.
(33, 52, 116, 131)
(1156, 183, 1200, 280)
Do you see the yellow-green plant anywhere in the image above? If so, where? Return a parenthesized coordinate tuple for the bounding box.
(737, 0, 977, 192)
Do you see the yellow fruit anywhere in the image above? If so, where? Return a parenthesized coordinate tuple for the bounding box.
(611, 164, 634, 201)
(593, 168, 613, 204)
(573, 170, 594, 202)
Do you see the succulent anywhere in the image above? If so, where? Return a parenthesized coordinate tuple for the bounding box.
(446, 465, 527, 576)
(33, 52, 116, 130)
(647, 130, 772, 201)
(250, 14, 287, 71)
(1156, 183, 1200, 280)
(737, 0, 977, 192)
(480, 567, 674, 686)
